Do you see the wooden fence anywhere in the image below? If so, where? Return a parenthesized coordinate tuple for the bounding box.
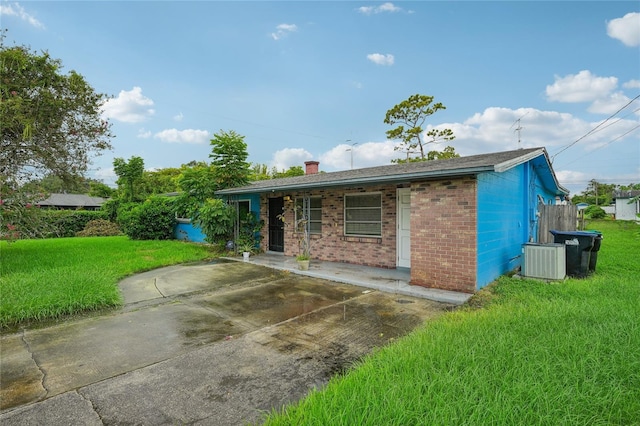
(537, 204, 577, 243)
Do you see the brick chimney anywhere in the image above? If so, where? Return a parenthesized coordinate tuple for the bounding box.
(304, 161, 319, 175)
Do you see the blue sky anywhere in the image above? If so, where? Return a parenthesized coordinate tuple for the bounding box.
(2, 1, 639, 195)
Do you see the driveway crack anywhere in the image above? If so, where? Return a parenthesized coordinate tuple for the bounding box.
(21, 330, 49, 397)
(77, 389, 105, 424)
(154, 277, 167, 298)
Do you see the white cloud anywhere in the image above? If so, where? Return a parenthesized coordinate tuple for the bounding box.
(607, 12, 640, 47)
(587, 92, 632, 114)
(271, 23, 298, 40)
(367, 53, 394, 66)
(357, 2, 401, 15)
(623, 79, 640, 89)
(545, 70, 617, 103)
(320, 141, 399, 170)
(0, 2, 45, 29)
(101, 87, 155, 123)
(173, 112, 184, 122)
(137, 129, 152, 139)
(270, 148, 312, 170)
(94, 167, 117, 186)
(154, 129, 209, 144)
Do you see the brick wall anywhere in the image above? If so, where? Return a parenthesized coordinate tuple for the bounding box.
(260, 185, 401, 268)
(410, 177, 477, 293)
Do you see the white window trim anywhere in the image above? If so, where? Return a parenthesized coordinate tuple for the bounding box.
(295, 196, 322, 235)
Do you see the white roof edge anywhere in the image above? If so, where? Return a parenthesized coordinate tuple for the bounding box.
(493, 148, 545, 173)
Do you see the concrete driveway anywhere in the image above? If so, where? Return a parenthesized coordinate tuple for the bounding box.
(1, 260, 457, 425)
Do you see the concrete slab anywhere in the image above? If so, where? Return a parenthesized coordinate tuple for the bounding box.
(1, 261, 460, 424)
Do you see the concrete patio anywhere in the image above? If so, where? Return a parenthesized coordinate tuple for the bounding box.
(226, 252, 472, 305)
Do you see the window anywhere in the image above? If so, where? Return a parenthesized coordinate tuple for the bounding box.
(296, 197, 322, 234)
(344, 193, 381, 237)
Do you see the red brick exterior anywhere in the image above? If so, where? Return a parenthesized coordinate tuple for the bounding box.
(259, 177, 478, 293)
(410, 177, 477, 293)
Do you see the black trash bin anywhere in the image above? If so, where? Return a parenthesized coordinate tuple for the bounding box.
(550, 230, 603, 277)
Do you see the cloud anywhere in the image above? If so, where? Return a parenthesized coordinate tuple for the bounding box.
(137, 129, 152, 139)
(0, 2, 45, 29)
(607, 12, 640, 47)
(623, 79, 640, 89)
(154, 129, 210, 144)
(101, 87, 155, 123)
(545, 70, 618, 103)
(271, 23, 298, 40)
(587, 92, 632, 115)
(320, 141, 399, 170)
(367, 53, 394, 66)
(270, 148, 312, 170)
(173, 112, 184, 122)
(357, 2, 401, 15)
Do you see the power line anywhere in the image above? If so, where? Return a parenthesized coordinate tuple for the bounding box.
(551, 93, 640, 163)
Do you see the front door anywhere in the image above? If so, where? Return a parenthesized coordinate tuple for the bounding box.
(268, 197, 284, 252)
(397, 188, 411, 268)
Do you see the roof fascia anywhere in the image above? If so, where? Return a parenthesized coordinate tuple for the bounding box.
(216, 166, 494, 195)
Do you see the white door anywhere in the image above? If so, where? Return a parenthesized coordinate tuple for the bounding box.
(397, 188, 411, 268)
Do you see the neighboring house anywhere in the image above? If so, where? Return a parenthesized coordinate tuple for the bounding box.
(613, 190, 640, 221)
(217, 147, 568, 293)
(37, 193, 106, 211)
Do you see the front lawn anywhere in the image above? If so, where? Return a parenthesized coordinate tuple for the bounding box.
(264, 220, 640, 425)
(0, 236, 214, 329)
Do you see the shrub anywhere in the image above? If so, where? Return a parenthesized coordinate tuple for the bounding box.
(42, 210, 107, 238)
(120, 196, 175, 240)
(76, 219, 122, 237)
(584, 205, 606, 219)
(193, 198, 234, 244)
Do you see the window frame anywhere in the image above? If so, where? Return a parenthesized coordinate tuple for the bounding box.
(344, 192, 382, 237)
(295, 196, 322, 235)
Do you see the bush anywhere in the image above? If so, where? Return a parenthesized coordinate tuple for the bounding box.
(584, 205, 606, 219)
(76, 219, 122, 237)
(120, 196, 175, 240)
(41, 210, 107, 237)
(192, 198, 234, 244)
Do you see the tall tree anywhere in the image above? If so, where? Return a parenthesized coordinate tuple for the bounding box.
(1, 37, 113, 186)
(209, 129, 250, 188)
(384, 94, 455, 163)
(113, 156, 145, 202)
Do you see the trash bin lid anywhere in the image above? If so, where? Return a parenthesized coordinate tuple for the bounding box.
(550, 230, 600, 237)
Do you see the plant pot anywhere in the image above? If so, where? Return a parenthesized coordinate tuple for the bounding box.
(242, 252, 250, 261)
(297, 259, 310, 270)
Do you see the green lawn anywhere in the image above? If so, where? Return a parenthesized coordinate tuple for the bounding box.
(264, 220, 640, 425)
(0, 236, 214, 329)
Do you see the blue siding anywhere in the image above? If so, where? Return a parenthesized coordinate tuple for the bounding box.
(174, 220, 207, 243)
(173, 194, 262, 243)
(476, 160, 560, 289)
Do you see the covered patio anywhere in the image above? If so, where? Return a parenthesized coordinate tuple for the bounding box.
(224, 253, 472, 305)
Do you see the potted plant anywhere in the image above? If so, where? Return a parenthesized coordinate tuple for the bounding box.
(236, 238, 254, 261)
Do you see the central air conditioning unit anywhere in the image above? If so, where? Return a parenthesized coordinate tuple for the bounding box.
(522, 243, 566, 280)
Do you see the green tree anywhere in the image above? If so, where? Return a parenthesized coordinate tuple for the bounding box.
(173, 164, 216, 218)
(384, 94, 455, 163)
(250, 163, 271, 181)
(141, 167, 181, 195)
(272, 166, 305, 178)
(209, 130, 250, 189)
(89, 181, 115, 198)
(1, 37, 113, 185)
(113, 156, 145, 202)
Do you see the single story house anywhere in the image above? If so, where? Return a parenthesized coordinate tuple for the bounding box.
(37, 193, 106, 210)
(217, 147, 568, 293)
(613, 190, 640, 221)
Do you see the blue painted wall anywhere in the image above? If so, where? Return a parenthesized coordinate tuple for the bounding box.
(173, 194, 262, 243)
(174, 220, 207, 243)
(476, 159, 559, 289)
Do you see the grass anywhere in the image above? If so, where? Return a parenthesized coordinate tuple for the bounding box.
(264, 220, 640, 425)
(0, 236, 214, 329)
